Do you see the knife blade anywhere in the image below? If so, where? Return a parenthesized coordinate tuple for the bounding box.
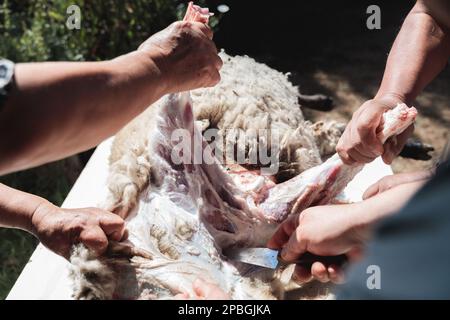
(224, 247, 347, 269)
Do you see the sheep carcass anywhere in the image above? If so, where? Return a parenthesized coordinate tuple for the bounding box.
(70, 90, 416, 300)
(69, 3, 417, 300)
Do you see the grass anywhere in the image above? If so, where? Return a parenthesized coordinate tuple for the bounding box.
(0, 229, 38, 299)
(0, 158, 81, 299)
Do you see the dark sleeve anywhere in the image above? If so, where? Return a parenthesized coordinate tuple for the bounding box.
(0, 59, 15, 111)
(337, 161, 450, 299)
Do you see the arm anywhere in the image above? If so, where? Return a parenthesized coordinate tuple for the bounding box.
(0, 21, 221, 175)
(363, 169, 434, 199)
(337, 0, 450, 164)
(376, 0, 450, 105)
(0, 183, 126, 258)
(268, 180, 426, 284)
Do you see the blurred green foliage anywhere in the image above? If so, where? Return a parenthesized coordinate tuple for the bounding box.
(0, 0, 216, 299)
(0, 0, 214, 62)
(0, 160, 76, 300)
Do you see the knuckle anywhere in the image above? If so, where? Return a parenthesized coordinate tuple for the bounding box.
(178, 21, 192, 30)
(172, 21, 183, 27)
(336, 141, 349, 152)
(211, 71, 220, 85)
(356, 121, 372, 135)
(353, 141, 364, 150)
(171, 21, 185, 33)
(336, 143, 344, 153)
(112, 218, 125, 228)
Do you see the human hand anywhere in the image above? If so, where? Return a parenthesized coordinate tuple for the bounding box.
(336, 96, 414, 165)
(31, 202, 127, 259)
(267, 205, 368, 284)
(175, 278, 230, 300)
(138, 20, 222, 93)
(363, 170, 433, 199)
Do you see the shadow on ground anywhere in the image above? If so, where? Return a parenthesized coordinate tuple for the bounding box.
(210, 0, 449, 172)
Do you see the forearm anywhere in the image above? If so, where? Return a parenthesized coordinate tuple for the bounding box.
(0, 183, 48, 232)
(392, 169, 434, 185)
(0, 50, 166, 175)
(375, 2, 450, 105)
(354, 180, 426, 228)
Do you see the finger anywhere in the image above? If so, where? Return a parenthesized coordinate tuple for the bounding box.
(183, 2, 195, 22)
(174, 293, 191, 300)
(354, 144, 379, 160)
(355, 107, 385, 156)
(194, 22, 213, 40)
(382, 124, 414, 164)
(214, 55, 223, 71)
(193, 279, 211, 298)
(267, 214, 298, 249)
(280, 226, 307, 262)
(292, 265, 313, 284)
(311, 261, 330, 283)
(206, 69, 221, 87)
(336, 129, 356, 165)
(351, 116, 383, 160)
(363, 181, 381, 200)
(121, 228, 129, 241)
(109, 228, 127, 242)
(353, 135, 383, 160)
(79, 226, 108, 255)
(338, 149, 356, 165)
(328, 265, 345, 284)
(347, 246, 365, 262)
(193, 278, 228, 300)
(99, 213, 126, 241)
(347, 148, 375, 164)
(60, 244, 73, 260)
(381, 138, 397, 164)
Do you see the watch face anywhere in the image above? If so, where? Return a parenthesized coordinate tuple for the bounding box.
(0, 59, 15, 108)
(0, 59, 14, 85)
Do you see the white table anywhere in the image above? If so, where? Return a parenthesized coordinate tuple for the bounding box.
(7, 139, 393, 299)
(7, 138, 114, 300)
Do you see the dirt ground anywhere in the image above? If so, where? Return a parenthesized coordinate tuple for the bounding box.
(298, 59, 450, 173)
(212, 0, 449, 173)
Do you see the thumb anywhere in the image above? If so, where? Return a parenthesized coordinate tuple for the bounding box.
(267, 214, 299, 249)
(362, 181, 381, 200)
(346, 246, 365, 262)
(280, 227, 307, 262)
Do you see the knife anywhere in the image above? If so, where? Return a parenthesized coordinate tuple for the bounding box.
(224, 247, 347, 269)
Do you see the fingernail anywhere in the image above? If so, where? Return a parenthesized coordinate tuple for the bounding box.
(280, 250, 289, 262)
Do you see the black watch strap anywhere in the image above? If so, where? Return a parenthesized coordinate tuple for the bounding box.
(0, 59, 15, 111)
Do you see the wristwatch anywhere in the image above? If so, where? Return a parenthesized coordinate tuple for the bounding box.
(0, 59, 15, 111)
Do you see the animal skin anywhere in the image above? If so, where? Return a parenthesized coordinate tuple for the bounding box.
(69, 3, 417, 300)
(105, 51, 345, 218)
(70, 92, 416, 300)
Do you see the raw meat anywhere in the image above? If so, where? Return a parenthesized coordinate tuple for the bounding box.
(70, 90, 416, 300)
(259, 103, 417, 221)
(69, 3, 417, 299)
